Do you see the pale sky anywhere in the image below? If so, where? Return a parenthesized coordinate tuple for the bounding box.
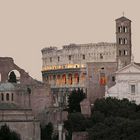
(0, 0, 140, 80)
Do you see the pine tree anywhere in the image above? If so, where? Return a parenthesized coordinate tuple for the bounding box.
(0, 124, 20, 140)
(68, 88, 86, 113)
(8, 71, 17, 83)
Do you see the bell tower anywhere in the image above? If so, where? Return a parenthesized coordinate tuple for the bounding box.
(116, 16, 132, 69)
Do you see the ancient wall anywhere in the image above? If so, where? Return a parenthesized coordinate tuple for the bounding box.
(72, 132, 89, 140)
(86, 62, 117, 103)
(0, 57, 52, 116)
(42, 42, 116, 71)
(0, 109, 40, 140)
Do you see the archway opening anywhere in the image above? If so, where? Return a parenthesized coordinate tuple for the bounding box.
(8, 70, 20, 83)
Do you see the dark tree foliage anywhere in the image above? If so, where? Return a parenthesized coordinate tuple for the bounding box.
(0, 124, 20, 140)
(64, 112, 93, 140)
(68, 88, 86, 113)
(87, 97, 140, 140)
(41, 122, 53, 140)
(8, 71, 17, 83)
(93, 97, 138, 119)
(65, 97, 140, 140)
(88, 117, 140, 140)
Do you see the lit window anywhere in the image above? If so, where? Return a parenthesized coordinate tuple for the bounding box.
(131, 85, 135, 94)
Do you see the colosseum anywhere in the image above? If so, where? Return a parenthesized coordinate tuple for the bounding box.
(41, 16, 132, 104)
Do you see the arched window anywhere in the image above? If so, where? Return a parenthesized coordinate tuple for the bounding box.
(124, 27, 128, 32)
(11, 93, 14, 101)
(124, 50, 128, 56)
(119, 50, 121, 56)
(6, 93, 9, 101)
(123, 38, 127, 45)
(0, 73, 1, 82)
(53, 75, 56, 80)
(8, 70, 20, 83)
(1, 93, 4, 101)
(62, 74, 66, 85)
(74, 73, 79, 84)
(68, 74, 72, 85)
(119, 38, 123, 45)
(118, 26, 122, 33)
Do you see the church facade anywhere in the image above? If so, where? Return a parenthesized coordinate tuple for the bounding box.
(105, 62, 140, 104)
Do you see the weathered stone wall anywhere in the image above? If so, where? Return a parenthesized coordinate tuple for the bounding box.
(42, 42, 116, 71)
(0, 109, 40, 140)
(31, 84, 52, 116)
(0, 57, 52, 115)
(86, 62, 117, 103)
(72, 132, 88, 140)
(0, 57, 53, 140)
(0, 57, 33, 84)
(80, 99, 91, 117)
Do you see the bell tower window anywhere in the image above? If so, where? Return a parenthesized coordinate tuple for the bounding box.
(124, 38, 128, 44)
(119, 38, 123, 45)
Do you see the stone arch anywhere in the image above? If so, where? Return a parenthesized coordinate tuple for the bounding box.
(57, 75, 61, 85)
(81, 73, 85, 82)
(8, 70, 21, 83)
(62, 74, 66, 85)
(74, 73, 79, 84)
(68, 74, 72, 85)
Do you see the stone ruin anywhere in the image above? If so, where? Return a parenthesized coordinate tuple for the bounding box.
(0, 57, 53, 140)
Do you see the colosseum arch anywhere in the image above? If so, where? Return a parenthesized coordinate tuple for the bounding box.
(8, 70, 21, 83)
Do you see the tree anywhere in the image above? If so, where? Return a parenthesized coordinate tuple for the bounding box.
(93, 97, 137, 118)
(88, 117, 140, 140)
(67, 88, 86, 113)
(87, 97, 140, 140)
(8, 71, 17, 83)
(41, 122, 53, 140)
(64, 112, 92, 140)
(0, 124, 20, 140)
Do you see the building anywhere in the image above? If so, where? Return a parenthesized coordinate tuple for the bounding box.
(0, 82, 40, 140)
(41, 16, 132, 104)
(105, 61, 140, 104)
(86, 62, 117, 103)
(0, 57, 52, 140)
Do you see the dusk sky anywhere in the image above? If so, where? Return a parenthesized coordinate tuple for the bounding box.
(0, 0, 139, 80)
